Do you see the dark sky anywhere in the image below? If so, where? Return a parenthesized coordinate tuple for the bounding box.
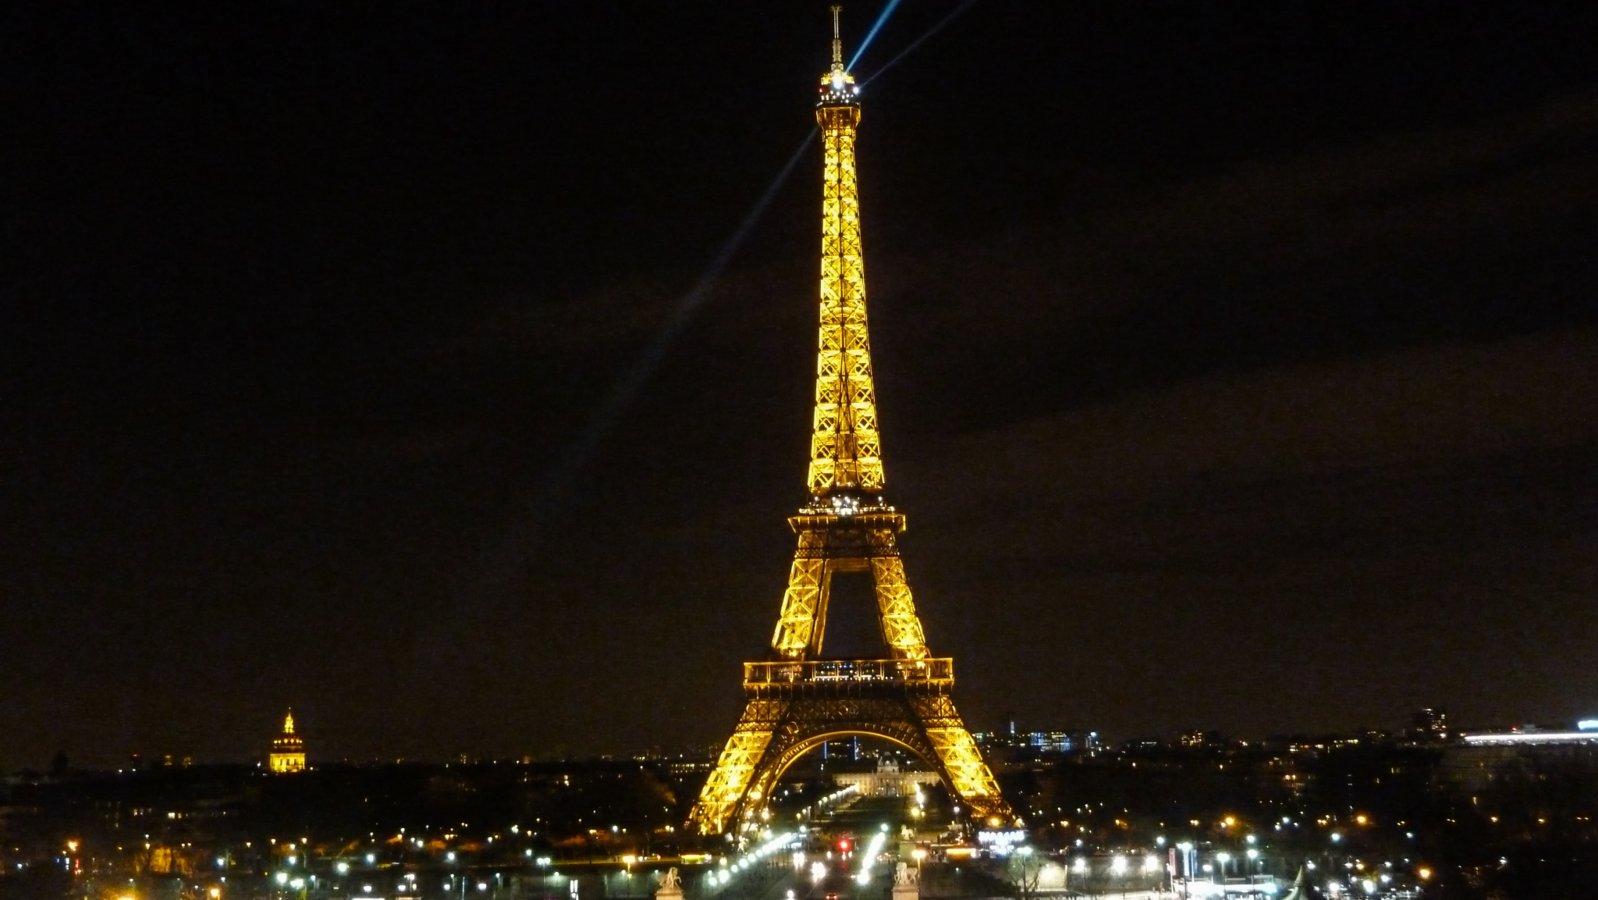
(4, 1, 1596, 770)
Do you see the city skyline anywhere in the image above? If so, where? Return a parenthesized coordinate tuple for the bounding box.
(44, 704, 1598, 771)
(6, 2, 1596, 771)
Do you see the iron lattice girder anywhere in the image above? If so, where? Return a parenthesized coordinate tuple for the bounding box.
(810, 101, 881, 495)
(690, 684, 1011, 836)
(687, 702, 781, 837)
(770, 517, 927, 661)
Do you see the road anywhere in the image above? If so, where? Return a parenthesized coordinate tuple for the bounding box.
(704, 795, 914, 900)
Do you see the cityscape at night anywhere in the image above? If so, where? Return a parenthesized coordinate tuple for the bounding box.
(3, 709, 1598, 898)
(6, 1, 1596, 898)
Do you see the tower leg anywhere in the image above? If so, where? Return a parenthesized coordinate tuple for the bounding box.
(687, 699, 785, 836)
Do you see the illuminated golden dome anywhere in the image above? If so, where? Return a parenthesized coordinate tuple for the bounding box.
(268, 707, 306, 773)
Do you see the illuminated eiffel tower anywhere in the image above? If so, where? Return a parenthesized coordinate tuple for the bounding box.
(687, 7, 1014, 837)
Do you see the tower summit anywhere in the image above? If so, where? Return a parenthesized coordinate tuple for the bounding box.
(687, 7, 1013, 837)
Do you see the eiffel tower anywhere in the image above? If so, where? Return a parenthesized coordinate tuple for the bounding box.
(687, 7, 1014, 838)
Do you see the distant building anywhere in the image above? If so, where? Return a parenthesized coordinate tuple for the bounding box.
(268, 708, 306, 773)
(1412, 707, 1450, 742)
(831, 757, 940, 797)
(1442, 723, 1598, 792)
(973, 728, 1102, 755)
(1459, 726, 1598, 748)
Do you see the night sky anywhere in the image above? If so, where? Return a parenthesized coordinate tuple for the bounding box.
(5, 2, 1596, 770)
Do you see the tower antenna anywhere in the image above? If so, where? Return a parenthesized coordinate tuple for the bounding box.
(831, 5, 845, 70)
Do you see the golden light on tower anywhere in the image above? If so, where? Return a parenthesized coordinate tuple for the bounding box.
(687, 6, 1013, 837)
(807, 2, 877, 498)
(268, 707, 306, 773)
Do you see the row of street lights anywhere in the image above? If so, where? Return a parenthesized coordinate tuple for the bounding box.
(1209, 847, 1266, 879)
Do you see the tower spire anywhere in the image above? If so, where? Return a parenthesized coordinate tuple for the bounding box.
(830, 4, 845, 70)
